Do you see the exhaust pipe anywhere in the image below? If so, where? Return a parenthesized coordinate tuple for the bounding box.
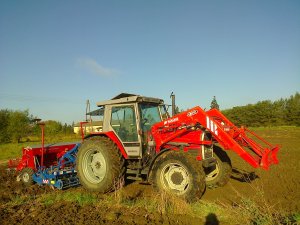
(170, 92, 176, 116)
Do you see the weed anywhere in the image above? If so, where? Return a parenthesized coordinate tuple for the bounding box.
(9, 195, 26, 205)
(112, 176, 125, 205)
(191, 201, 227, 220)
(40, 190, 97, 206)
(144, 191, 192, 215)
(292, 213, 300, 223)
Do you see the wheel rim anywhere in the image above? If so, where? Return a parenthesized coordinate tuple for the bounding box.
(22, 172, 30, 183)
(82, 148, 107, 184)
(205, 164, 220, 181)
(160, 163, 190, 194)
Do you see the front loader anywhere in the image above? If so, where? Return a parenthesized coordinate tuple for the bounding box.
(76, 93, 280, 201)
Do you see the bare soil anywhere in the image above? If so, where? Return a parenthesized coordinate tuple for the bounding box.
(0, 127, 299, 224)
(0, 166, 205, 225)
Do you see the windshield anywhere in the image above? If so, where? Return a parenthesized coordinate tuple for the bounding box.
(140, 103, 162, 131)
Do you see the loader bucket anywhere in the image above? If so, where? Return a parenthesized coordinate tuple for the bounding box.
(206, 109, 281, 170)
(260, 146, 279, 170)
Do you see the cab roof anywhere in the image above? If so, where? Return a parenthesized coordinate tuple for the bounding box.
(96, 93, 164, 107)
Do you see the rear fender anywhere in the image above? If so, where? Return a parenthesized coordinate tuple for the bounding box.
(85, 131, 128, 159)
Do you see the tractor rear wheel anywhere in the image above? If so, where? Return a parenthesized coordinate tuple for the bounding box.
(205, 146, 232, 189)
(76, 136, 125, 192)
(151, 151, 206, 202)
(20, 168, 34, 186)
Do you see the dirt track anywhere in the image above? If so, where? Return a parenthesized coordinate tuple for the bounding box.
(1, 128, 299, 224)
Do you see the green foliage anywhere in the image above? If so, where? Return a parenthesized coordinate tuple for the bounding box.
(174, 106, 180, 114)
(0, 109, 31, 142)
(0, 109, 10, 142)
(0, 109, 74, 143)
(222, 93, 300, 127)
(285, 93, 300, 126)
(45, 120, 63, 136)
(8, 110, 31, 142)
(210, 96, 220, 110)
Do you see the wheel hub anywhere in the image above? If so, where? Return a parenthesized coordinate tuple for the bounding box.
(91, 152, 106, 177)
(83, 150, 107, 184)
(161, 164, 189, 193)
(22, 173, 29, 182)
(95, 161, 101, 169)
(170, 172, 184, 185)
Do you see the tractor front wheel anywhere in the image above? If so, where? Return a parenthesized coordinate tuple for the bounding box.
(205, 146, 232, 189)
(151, 151, 206, 202)
(76, 136, 125, 192)
(20, 168, 34, 186)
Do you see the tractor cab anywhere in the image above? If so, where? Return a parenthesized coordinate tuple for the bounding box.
(88, 93, 169, 158)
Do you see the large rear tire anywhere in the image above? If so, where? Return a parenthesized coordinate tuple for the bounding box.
(205, 146, 232, 189)
(76, 136, 125, 192)
(151, 151, 206, 202)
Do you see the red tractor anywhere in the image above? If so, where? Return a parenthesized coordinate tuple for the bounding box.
(76, 93, 279, 201)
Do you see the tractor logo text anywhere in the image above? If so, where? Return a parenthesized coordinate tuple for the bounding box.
(206, 116, 218, 136)
(42, 179, 49, 184)
(164, 117, 179, 125)
(187, 110, 198, 117)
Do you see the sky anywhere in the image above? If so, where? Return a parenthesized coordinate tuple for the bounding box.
(1, 0, 299, 124)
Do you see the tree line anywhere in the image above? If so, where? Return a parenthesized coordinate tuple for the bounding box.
(0, 109, 74, 143)
(221, 92, 300, 127)
(0, 93, 299, 143)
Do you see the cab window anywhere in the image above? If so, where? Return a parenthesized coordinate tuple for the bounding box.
(111, 105, 138, 142)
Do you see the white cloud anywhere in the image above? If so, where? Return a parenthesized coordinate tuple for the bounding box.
(77, 58, 119, 77)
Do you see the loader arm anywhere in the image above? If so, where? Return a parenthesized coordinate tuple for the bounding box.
(150, 106, 279, 170)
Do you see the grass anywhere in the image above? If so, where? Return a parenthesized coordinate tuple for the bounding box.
(0, 142, 30, 161)
(40, 189, 98, 206)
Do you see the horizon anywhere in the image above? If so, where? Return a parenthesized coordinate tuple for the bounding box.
(1, 91, 298, 126)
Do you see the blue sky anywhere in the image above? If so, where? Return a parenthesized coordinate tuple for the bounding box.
(1, 0, 299, 124)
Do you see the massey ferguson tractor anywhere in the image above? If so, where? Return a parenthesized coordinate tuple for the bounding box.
(75, 93, 280, 201)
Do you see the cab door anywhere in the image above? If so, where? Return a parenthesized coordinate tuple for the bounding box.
(107, 104, 142, 158)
